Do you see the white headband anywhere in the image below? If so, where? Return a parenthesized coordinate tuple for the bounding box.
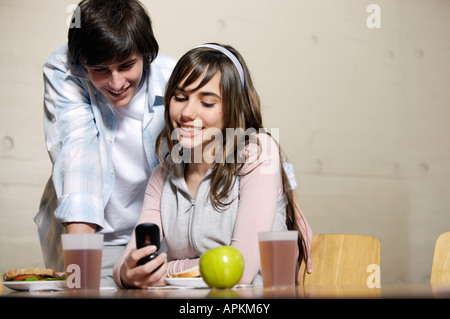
(195, 44, 245, 87)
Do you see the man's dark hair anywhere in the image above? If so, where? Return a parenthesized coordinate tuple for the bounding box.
(68, 0, 158, 68)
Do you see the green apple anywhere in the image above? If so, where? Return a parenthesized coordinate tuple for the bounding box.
(200, 246, 244, 289)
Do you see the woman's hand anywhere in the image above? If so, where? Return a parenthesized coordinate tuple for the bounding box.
(120, 245, 168, 288)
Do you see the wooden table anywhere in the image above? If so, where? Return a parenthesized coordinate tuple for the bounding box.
(0, 284, 450, 304)
(1, 283, 449, 316)
(2, 282, 449, 298)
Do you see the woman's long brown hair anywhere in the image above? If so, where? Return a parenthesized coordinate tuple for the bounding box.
(156, 44, 308, 281)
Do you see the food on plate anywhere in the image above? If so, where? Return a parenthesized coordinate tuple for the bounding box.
(170, 265, 201, 278)
(3, 268, 65, 281)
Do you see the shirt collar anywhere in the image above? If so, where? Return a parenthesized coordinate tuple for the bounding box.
(66, 60, 89, 80)
(148, 59, 165, 105)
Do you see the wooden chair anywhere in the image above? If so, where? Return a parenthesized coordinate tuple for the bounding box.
(299, 234, 380, 286)
(430, 231, 450, 284)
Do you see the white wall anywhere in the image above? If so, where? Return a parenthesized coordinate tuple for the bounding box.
(1, 0, 449, 284)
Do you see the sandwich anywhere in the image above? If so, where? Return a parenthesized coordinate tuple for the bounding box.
(170, 265, 201, 278)
(3, 268, 64, 282)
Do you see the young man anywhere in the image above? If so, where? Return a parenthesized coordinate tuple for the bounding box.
(34, 0, 176, 287)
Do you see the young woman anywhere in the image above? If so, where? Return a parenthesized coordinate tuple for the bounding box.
(113, 44, 310, 288)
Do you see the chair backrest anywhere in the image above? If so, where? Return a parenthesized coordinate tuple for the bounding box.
(299, 234, 380, 286)
(430, 231, 450, 284)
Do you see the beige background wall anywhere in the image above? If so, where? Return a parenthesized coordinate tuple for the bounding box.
(1, 0, 449, 284)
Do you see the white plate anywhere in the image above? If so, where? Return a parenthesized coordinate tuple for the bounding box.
(165, 277, 208, 288)
(2, 280, 66, 291)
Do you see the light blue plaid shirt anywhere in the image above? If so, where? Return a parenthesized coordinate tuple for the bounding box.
(34, 43, 176, 271)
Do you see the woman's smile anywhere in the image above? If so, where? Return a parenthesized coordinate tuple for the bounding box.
(178, 123, 204, 137)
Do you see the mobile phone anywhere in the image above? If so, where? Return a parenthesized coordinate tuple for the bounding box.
(135, 223, 160, 266)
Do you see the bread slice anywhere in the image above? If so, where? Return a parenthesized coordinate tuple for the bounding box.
(170, 265, 201, 278)
(3, 268, 58, 281)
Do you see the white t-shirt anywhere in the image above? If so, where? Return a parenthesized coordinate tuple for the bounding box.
(102, 77, 151, 245)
